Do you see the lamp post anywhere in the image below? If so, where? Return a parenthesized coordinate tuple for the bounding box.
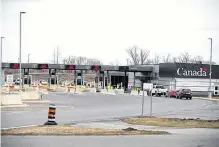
(208, 38, 213, 99)
(28, 54, 31, 63)
(1, 37, 5, 86)
(1, 37, 5, 105)
(19, 11, 26, 90)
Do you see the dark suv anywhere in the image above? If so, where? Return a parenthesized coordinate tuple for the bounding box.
(176, 89, 192, 100)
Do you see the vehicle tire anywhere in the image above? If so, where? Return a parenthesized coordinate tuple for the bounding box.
(190, 97, 192, 100)
(179, 96, 182, 99)
(176, 95, 179, 99)
(186, 97, 188, 100)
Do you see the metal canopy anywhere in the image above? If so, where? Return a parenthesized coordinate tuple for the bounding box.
(1, 62, 154, 72)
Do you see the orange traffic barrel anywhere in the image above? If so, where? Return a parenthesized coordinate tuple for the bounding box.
(44, 104, 57, 125)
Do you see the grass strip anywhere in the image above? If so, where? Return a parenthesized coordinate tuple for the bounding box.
(123, 117, 219, 128)
(1, 125, 169, 136)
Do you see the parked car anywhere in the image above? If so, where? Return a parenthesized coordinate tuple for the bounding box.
(152, 85, 167, 97)
(14, 79, 21, 85)
(176, 89, 192, 100)
(166, 89, 177, 98)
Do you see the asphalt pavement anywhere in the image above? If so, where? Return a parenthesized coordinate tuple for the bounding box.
(1, 92, 219, 147)
(1, 92, 219, 129)
(2, 128, 219, 147)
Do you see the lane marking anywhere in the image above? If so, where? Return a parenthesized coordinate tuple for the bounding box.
(2, 125, 38, 130)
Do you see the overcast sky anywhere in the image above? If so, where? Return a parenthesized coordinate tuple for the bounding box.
(1, 0, 219, 65)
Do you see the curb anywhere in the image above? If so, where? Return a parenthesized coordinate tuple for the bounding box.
(1, 104, 30, 108)
(1, 125, 38, 130)
(193, 97, 219, 101)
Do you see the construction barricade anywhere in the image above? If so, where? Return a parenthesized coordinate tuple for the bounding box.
(107, 87, 116, 95)
(130, 88, 139, 96)
(101, 88, 108, 94)
(75, 86, 85, 94)
(38, 85, 49, 94)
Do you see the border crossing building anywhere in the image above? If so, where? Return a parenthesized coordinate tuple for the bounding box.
(1, 62, 219, 95)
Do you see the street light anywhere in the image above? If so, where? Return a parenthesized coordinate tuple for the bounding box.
(208, 38, 213, 99)
(19, 11, 26, 90)
(28, 54, 31, 63)
(1, 37, 5, 82)
(1, 37, 5, 105)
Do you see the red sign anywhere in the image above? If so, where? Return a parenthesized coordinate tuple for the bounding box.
(65, 65, 75, 70)
(92, 65, 100, 71)
(38, 64, 48, 69)
(10, 63, 20, 69)
(201, 67, 207, 72)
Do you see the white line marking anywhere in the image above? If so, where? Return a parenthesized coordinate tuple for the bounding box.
(2, 125, 38, 130)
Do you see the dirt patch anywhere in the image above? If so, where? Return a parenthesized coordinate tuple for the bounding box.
(1, 125, 169, 136)
(123, 117, 219, 128)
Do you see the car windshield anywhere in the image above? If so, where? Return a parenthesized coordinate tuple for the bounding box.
(156, 86, 164, 89)
(183, 89, 191, 92)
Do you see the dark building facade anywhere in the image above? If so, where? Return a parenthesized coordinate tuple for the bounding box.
(159, 63, 219, 79)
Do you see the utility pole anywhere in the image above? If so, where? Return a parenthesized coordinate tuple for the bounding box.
(1, 37, 5, 97)
(208, 38, 213, 99)
(19, 11, 26, 90)
(53, 49, 56, 64)
(56, 46, 59, 64)
(28, 54, 31, 63)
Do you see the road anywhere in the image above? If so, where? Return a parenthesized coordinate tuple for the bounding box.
(2, 128, 219, 147)
(1, 92, 219, 147)
(2, 92, 219, 128)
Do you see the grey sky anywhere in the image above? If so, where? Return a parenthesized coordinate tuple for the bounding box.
(1, 0, 219, 64)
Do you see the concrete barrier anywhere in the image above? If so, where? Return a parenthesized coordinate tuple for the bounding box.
(52, 87, 67, 93)
(4, 85, 20, 93)
(49, 85, 57, 91)
(1, 93, 23, 105)
(85, 88, 96, 93)
(21, 91, 42, 100)
(70, 88, 75, 93)
(114, 89, 124, 95)
(107, 89, 116, 95)
(75, 87, 83, 94)
(139, 91, 147, 96)
(130, 90, 139, 96)
(101, 89, 108, 94)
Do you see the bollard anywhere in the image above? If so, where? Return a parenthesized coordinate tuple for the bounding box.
(44, 104, 57, 125)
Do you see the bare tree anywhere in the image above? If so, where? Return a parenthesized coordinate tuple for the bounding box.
(76, 56, 86, 65)
(162, 53, 171, 63)
(178, 52, 191, 63)
(172, 57, 178, 63)
(191, 55, 204, 63)
(139, 48, 150, 65)
(152, 54, 160, 64)
(62, 56, 102, 65)
(126, 46, 140, 65)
